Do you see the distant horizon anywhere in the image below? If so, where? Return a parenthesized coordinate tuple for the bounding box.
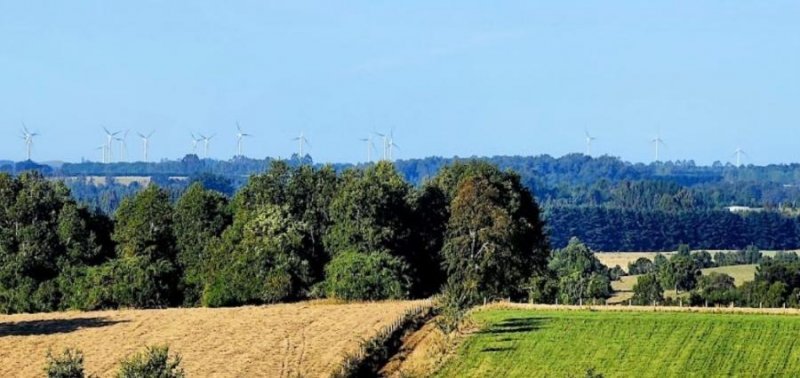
(3, 151, 799, 169)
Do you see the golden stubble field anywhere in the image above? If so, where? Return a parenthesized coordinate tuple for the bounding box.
(0, 300, 428, 377)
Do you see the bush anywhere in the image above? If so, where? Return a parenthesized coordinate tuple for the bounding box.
(324, 251, 410, 301)
(45, 348, 85, 378)
(116, 345, 184, 378)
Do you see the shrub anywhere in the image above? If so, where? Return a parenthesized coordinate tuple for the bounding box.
(324, 251, 410, 301)
(116, 345, 184, 378)
(45, 348, 85, 378)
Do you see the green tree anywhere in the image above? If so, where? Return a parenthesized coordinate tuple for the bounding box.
(631, 273, 664, 305)
(202, 204, 310, 307)
(324, 162, 413, 258)
(108, 185, 180, 308)
(441, 169, 549, 304)
(173, 183, 231, 305)
(549, 238, 612, 304)
(323, 251, 410, 301)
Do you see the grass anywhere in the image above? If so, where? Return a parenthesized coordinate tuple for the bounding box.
(0, 300, 427, 377)
(435, 307, 800, 377)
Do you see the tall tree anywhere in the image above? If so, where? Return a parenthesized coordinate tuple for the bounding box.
(173, 183, 231, 305)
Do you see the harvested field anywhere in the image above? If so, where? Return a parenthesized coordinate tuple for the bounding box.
(0, 300, 429, 377)
(594, 250, 787, 272)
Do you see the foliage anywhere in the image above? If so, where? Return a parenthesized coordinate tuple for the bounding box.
(631, 273, 664, 305)
(116, 345, 184, 378)
(202, 204, 310, 307)
(627, 257, 655, 275)
(323, 251, 410, 301)
(549, 238, 613, 304)
(173, 183, 231, 305)
(439, 162, 550, 305)
(0, 172, 113, 314)
(45, 348, 86, 378)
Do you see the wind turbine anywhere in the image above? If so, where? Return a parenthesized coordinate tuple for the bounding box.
(236, 122, 253, 156)
(190, 133, 202, 154)
(733, 147, 749, 167)
(651, 132, 666, 161)
(103, 127, 120, 163)
(584, 130, 597, 156)
(20, 123, 39, 161)
(137, 130, 155, 162)
(293, 132, 310, 157)
(387, 129, 399, 160)
(95, 145, 107, 163)
(375, 132, 388, 160)
(359, 135, 377, 162)
(115, 130, 130, 162)
(199, 133, 215, 158)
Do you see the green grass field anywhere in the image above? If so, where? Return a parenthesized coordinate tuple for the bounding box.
(435, 308, 800, 377)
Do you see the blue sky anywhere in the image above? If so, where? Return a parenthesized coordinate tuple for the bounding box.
(1, 1, 799, 164)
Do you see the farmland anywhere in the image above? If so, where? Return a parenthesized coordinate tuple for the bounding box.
(608, 264, 758, 304)
(435, 306, 800, 377)
(0, 300, 427, 377)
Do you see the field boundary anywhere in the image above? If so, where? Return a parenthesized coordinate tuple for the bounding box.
(332, 300, 436, 377)
(482, 302, 800, 315)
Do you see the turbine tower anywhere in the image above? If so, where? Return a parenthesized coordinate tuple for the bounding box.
(137, 130, 155, 162)
(199, 134, 214, 158)
(359, 135, 377, 162)
(20, 123, 39, 161)
(388, 134, 399, 160)
(236, 122, 253, 156)
(116, 130, 130, 162)
(293, 132, 310, 157)
(103, 127, 120, 163)
(733, 147, 748, 167)
(95, 145, 107, 163)
(375, 132, 388, 160)
(191, 133, 202, 154)
(651, 133, 666, 161)
(584, 130, 597, 156)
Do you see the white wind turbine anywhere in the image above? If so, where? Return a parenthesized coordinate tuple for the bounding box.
(651, 132, 666, 161)
(387, 129, 399, 160)
(236, 122, 253, 156)
(199, 133, 215, 158)
(375, 131, 388, 160)
(20, 123, 39, 161)
(293, 132, 310, 157)
(584, 130, 597, 156)
(103, 127, 120, 163)
(115, 130, 130, 162)
(733, 147, 749, 167)
(190, 133, 202, 154)
(95, 145, 107, 163)
(137, 130, 155, 162)
(359, 135, 378, 162)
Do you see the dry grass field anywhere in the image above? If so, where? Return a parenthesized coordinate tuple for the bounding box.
(0, 300, 428, 377)
(595, 250, 787, 271)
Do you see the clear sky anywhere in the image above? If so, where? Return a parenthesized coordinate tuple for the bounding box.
(1, 1, 799, 164)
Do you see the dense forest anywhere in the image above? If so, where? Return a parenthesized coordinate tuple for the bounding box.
(5, 153, 800, 251)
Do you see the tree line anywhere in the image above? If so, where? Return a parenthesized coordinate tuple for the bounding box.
(0, 160, 554, 314)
